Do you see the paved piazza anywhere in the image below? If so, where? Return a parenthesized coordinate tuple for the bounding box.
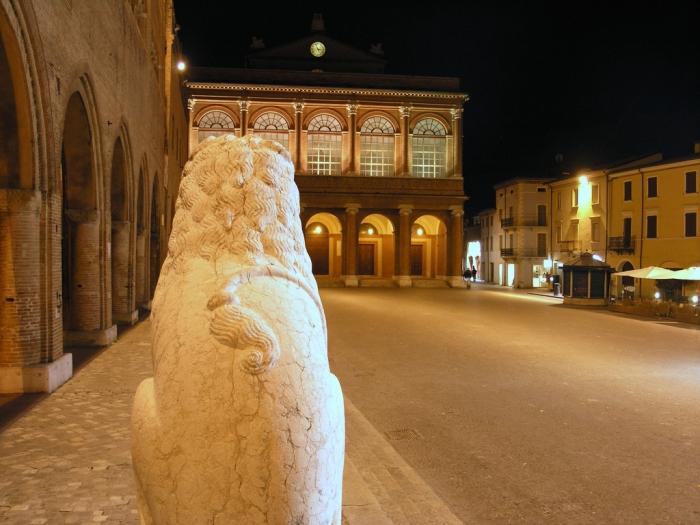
(1, 286, 700, 524)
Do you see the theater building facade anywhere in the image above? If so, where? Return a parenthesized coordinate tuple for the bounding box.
(185, 30, 469, 287)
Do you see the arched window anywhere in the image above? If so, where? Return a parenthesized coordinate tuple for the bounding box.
(412, 118, 447, 178)
(360, 116, 395, 177)
(197, 110, 235, 142)
(307, 114, 342, 175)
(252, 111, 290, 151)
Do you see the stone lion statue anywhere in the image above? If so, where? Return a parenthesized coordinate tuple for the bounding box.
(131, 135, 344, 524)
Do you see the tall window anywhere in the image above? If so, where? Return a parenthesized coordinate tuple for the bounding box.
(307, 114, 342, 175)
(412, 118, 446, 178)
(647, 177, 657, 198)
(686, 212, 697, 237)
(591, 220, 600, 242)
(537, 233, 547, 257)
(252, 111, 289, 151)
(197, 110, 235, 142)
(592, 183, 600, 204)
(537, 205, 546, 226)
(572, 187, 579, 207)
(623, 180, 632, 201)
(646, 215, 657, 239)
(360, 116, 395, 176)
(686, 171, 697, 194)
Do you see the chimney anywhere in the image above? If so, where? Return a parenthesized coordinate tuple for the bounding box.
(311, 13, 325, 33)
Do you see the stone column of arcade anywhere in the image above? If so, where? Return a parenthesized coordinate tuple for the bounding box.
(449, 206, 466, 288)
(344, 205, 359, 287)
(347, 103, 358, 174)
(399, 106, 410, 175)
(398, 205, 413, 287)
(238, 99, 249, 136)
(64, 209, 117, 346)
(135, 232, 147, 308)
(293, 101, 304, 173)
(451, 107, 463, 178)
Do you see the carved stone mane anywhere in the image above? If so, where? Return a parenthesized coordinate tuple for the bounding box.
(131, 135, 344, 524)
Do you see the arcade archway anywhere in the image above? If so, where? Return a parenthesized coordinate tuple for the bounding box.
(304, 212, 342, 278)
(358, 213, 394, 277)
(411, 215, 447, 279)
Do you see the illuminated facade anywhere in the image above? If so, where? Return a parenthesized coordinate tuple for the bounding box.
(549, 170, 608, 272)
(493, 179, 552, 288)
(185, 19, 469, 287)
(606, 154, 700, 299)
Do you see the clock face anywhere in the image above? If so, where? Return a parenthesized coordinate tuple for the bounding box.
(310, 41, 326, 57)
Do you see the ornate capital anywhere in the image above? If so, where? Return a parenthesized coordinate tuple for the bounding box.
(292, 101, 304, 114)
(346, 103, 359, 116)
(398, 106, 411, 119)
(345, 203, 360, 214)
(450, 206, 465, 217)
(238, 99, 249, 112)
(450, 107, 463, 120)
(187, 98, 195, 111)
(398, 205, 413, 216)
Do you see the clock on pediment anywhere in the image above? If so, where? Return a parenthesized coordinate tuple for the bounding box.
(309, 41, 326, 57)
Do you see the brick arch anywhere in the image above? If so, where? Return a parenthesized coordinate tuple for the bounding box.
(0, 6, 36, 190)
(109, 124, 135, 324)
(60, 81, 107, 337)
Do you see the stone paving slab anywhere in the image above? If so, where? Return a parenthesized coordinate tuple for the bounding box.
(0, 320, 462, 524)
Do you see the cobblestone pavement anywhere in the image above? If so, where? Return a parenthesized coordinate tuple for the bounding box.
(0, 318, 460, 525)
(0, 324, 151, 524)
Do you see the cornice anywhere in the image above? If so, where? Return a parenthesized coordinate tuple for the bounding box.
(186, 81, 469, 103)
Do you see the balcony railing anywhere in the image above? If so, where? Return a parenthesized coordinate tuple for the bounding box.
(609, 236, 635, 254)
(500, 217, 547, 228)
(500, 248, 547, 258)
(558, 240, 583, 253)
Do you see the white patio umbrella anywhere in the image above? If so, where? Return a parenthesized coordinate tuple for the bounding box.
(611, 266, 678, 279)
(672, 267, 700, 280)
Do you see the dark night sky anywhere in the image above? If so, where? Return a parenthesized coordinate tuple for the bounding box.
(173, 3, 700, 214)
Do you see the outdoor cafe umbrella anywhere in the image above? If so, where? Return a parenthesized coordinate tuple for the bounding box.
(611, 266, 678, 279)
(671, 267, 700, 280)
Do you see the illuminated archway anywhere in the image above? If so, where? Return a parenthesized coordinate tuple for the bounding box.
(61, 92, 100, 336)
(304, 212, 342, 278)
(358, 213, 394, 277)
(411, 214, 447, 278)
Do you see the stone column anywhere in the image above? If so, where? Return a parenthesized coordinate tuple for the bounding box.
(111, 220, 137, 325)
(293, 101, 304, 173)
(451, 107, 463, 178)
(346, 103, 358, 175)
(448, 206, 466, 288)
(344, 205, 359, 287)
(238, 100, 249, 137)
(398, 205, 413, 287)
(399, 106, 410, 176)
(187, 98, 196, 156)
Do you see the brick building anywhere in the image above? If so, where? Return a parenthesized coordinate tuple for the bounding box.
(0, 0, 188, 393)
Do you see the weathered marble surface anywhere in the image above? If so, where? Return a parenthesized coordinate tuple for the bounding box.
(131, 135, 344, 524)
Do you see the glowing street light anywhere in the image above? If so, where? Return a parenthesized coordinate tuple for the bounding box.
(416, 227, 424, 236)
(176, 60, 186, 72)
(313, 225, 322, 234)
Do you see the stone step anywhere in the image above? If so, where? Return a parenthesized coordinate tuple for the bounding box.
(359, 279, 397, 288)
(343, 398, 464, 525)
(411, 279, 450, 288)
